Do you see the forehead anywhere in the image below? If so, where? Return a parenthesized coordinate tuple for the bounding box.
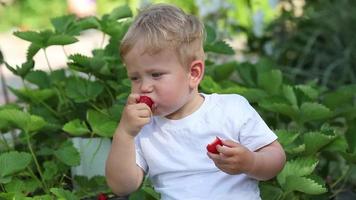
(124, 40, 181, 71)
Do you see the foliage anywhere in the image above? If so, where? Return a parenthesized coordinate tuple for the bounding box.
(253, 0, 356, 89)
(1, 2, 356, 200)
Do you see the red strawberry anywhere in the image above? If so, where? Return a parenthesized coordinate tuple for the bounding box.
(97, 193, 108, 200)
(206, 137, 223, 154)
(137, 96, 154, 109)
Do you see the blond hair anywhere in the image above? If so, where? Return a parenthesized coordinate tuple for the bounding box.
(119, 3, 205, 68)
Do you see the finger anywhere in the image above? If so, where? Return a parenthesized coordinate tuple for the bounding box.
(127, 93, 140, 105)
(137, 109, 152, 118)
(217, 145, 236, 157)
(222, 139, 239, 148)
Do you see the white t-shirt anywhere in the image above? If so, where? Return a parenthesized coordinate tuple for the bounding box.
(135, 93, 277, 200)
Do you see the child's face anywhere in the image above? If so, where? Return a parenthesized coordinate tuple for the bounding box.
(124, 42, 195, 118)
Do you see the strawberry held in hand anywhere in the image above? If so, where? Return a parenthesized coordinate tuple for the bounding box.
(207, 137, 223, 154)
(137, 96, 154, 110)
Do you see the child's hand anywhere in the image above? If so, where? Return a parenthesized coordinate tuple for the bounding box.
(207, 140, 256, 175)
(118, 94, 152, 137)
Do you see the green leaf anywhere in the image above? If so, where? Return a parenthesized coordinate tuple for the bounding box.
(28, 115, 46, 132)
(284, 176, 327, 194)
(303, 131, 337, 155)
(257, 69, 282, 95)
(54, 140, 80, 166)
(277, 157, 318, 186)
(204, 23, 217, 44)
(204, 40, 235, 55)
(27, 43, 42, 60)
(0, 151, 32, 177)
(239, 88, 268, 103)
(50, 188, 79, 200)
(108, 5, 133, 20)
(13, 31, 43, 44)
(345, 122, 356, 152)
(235, 62, 256, 87)
(47, 34, 78, 46)
(0, 109, 30, 132)
(87, 110, 117, 137)
(259, 101, 299, 120)
(9, 88, 55, 103)
(200, 76, 222, 93)
(259, 183, 283, 200)
(282, 85, 297, 106)
(65, 78, 104, 103)
(300, 102, 332, 122)
(25, 70, 50, 89)
(43, 161, 58, 181)
(212, 61, 237, 81)
(296, 85, 319, 100)
(323, 84, 356, 110)
(5, 60, 34, 79)
(5, 178, 40, 194)
(275, 129, 299, 146)
(51, 14, 78, 35)
(63, 119, 90, 136)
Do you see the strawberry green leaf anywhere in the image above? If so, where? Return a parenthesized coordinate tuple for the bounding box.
(47, 34, 78, 46)
(212, 61, 237, 81)
(259, 183, 283, 200)
(13, 31, 43, 44)
(63, 119, 90, 136)
(0, 151, 32, 177)
(295, 85, 319, 100)
(204, 23, 217, 44)
(108, 5, 133, 21)
(65, 78, 104, 103)
(303, 131, 337, 155)
(54, 140, 80, 166)
(4, 178, 41, 194)
(284, 176, 327, 195)
(300, 102, 332, 122)
(51, 14, 78, 35)
(0, 109, 30, 132)
(275, 129, 299, 146)
(9, 88, 55, 104)
(259, 101, 299, 120)
(204, 40, 235, 55)
(27, 43, 42, 60)
(25, 70, 50, 89)
(87, 110, 117, 137)
(50, 188, 79, 200)
(42, 161, 59, 181)
(282, 85, 297, 106)
(257, 69, 282, 95)
(277, 157, 318, 186)
(200, 76, 222, 93)
(28, 115, 46, 133)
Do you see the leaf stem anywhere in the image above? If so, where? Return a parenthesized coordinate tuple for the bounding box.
(43, 48, 53, 72)
(25, 132, 49, 192)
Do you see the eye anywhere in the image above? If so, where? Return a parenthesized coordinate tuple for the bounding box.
(129, 76, 139, 81)
(152, 72, 163, 78)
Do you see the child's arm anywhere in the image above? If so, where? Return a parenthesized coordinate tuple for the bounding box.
(207, 140, 286, 181)
(105, 94, 151, 195)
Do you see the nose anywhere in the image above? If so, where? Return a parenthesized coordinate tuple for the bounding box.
(140, 78, 153, 93)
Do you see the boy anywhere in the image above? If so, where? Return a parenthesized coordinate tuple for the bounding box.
(105, 3, 286, 200)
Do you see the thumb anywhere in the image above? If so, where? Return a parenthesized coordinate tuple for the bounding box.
(127, 93, 140, 105)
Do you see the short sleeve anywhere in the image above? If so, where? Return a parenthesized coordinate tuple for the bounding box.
(135, 138, 148, 173)
(238, 103, 277, 151)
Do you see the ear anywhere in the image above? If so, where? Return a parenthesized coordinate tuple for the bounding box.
(188, 60, 205, 88)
